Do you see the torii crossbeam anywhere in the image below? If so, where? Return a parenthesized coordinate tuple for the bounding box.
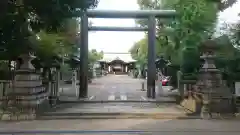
(79, 9, 176, 99)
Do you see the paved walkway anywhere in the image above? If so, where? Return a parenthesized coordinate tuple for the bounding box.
(39, 75, 185, 119)
(1, 75, 239, 134)
(59, 74, 177, 102)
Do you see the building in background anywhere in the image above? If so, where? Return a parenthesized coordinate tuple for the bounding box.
(98, 53, 136, 74)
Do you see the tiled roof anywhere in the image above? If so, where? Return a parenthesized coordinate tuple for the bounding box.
(98, 53, 136, 63)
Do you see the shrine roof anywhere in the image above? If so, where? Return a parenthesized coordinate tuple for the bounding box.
(98, 53, 136, 63)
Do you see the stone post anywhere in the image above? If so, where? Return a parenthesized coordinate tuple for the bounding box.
(108, 66, 111, 73)
(177, 71, 184, 98)
(72, 69, 78, 97)
(157, 71, 163, 96)
(56, 69, 60, 98)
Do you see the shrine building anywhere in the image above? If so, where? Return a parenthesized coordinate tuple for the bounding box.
(98, 53, 136, 74)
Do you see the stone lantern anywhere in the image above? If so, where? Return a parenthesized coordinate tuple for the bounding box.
(1, 53, 47, 120)
(197, 40, 233, 119)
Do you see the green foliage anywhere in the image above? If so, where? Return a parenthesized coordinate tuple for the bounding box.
(166, 64, 180, 88)
(172, 0, 217, 73)
(229, 22, 240, 48)
(89, 49, 103, 64)
(129, 37, 147, 66)
(175, 0, 217, 46)
(37, 31, 62, 59)
(60, 63, 71, 74)
(15, 0, 98, 32)
(0, 60, 9, 71)
(58, 18, 80, 45)
(213, 22, 240, 81)
(133, 0, 218, 72)
(181, 47, 200, 73)
(0, 0, 98, 60)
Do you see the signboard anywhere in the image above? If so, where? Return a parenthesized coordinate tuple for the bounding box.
(235, 82, 240, 96)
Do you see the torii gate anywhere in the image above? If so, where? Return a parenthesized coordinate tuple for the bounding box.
(79, 9, 176, 99)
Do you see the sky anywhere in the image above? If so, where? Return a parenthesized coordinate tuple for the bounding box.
(215, 0, 240, 36)
(88, 0, 145, 53)
(89, 0, 240, 53)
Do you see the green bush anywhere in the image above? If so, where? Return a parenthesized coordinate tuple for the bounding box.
(181, 47, 200, 74)
(166, 64, 180, 88)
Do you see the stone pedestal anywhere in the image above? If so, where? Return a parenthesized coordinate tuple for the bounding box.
(1, 53, 48, 121)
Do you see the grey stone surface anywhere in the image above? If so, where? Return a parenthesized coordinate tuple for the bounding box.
(46, 103, 185, 114)
(0, 119, 240, 135)
(59, 75, 176, 101)
(42, 75, 182, 118)
(0, 75, 239, 134)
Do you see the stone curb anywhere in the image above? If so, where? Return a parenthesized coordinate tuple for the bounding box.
(39, 112, 198, 120)
(39, 112, 240, 120)
(39, 115, 200, 120)
(1, 113, 36, 121)
(59, 100, 176, 103)
(2, 112, 240, 120)
(42, 112, 185, 116)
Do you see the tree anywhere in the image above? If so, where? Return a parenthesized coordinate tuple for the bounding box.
(0, 0, 98, 60)
(229, 22, 240, 48)
(89, 49, 103, 64)
(36, 31, 72, 60)
(58, 18, 80, 45)
(136, 0, 218, 73)
(129, 37, 147, 65)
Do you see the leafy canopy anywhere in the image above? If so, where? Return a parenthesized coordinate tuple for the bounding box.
(133, 0, 218, 66)
(89, 49, 104, 64)
(0, 0, 98, 60)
